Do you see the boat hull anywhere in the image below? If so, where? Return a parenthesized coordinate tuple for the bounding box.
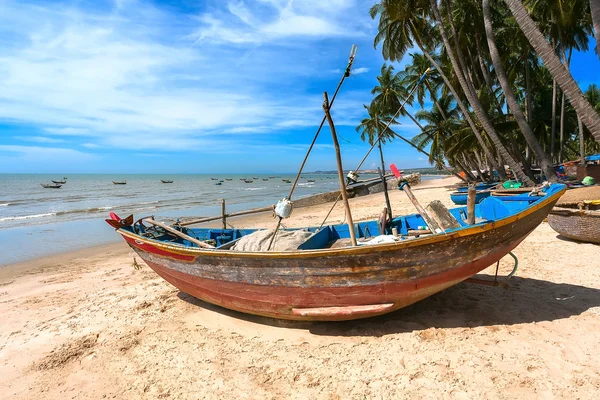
(118, 195, 559, 321)
(450, 190, 491, 205)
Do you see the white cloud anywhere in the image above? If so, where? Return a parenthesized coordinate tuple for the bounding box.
(352, 67, 369, 75)
(13, 136, 65, 143)
(0, 0, 373, 152)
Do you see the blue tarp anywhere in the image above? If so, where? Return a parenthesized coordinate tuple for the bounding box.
(586, 154, 600, 161)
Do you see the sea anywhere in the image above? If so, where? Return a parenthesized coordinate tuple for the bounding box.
(0, 173, 446, 265)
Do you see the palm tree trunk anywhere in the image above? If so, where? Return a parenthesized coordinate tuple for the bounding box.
(591, 0, 600, 60)
(475, 36, 505, 116)
(482, 0, 556, 181)
(559, 48, 573, 163)
(415, 42, 506, 179)
(551, 80, 557, 162)
(425, 80, 447, 119)
(430, 0, 534, 185)
(579, 116, 585, 162)
(504, 0, 600, 142)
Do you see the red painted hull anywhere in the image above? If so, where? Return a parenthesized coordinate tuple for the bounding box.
(116, 186, 563, 321)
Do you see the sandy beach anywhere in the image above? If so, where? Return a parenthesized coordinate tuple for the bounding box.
(1, 176, 599, 399)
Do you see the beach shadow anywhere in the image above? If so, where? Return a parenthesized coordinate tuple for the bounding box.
(176, 275, 600, 337)
(555, 234, 599, 245)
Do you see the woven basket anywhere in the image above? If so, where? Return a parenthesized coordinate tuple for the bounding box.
(548, 189, 600, 244)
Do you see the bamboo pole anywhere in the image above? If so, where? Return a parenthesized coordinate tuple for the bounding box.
(221, 199, 226, 229)
(401, 183, 443, 233)
(377, 166, 393, 222)
(324, 92, 357, 247)
(467, 186, 476, 225)
(144, 218, 215, 249)
(177, 205, 275, 227)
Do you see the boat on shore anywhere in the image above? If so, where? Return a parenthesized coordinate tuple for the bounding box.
(450, 189, 492, 205)
(456, 182, 498, 193)
(107, 183, 565, 321)
(41, 183, 62, 189)
(548, 186, 600, 244)
(112, 181, 127, 185)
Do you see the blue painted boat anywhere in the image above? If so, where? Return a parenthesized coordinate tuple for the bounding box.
(450, 189, 492, 205)
(456, 182, 499, 193)
(106, 183, 566, 321)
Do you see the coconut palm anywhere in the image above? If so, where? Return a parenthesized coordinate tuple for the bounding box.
(503, 0, 600, 143)
(429, 0, 534, 185)
(371, 0, 508, 179)
(482, 0, 556, 181)
(592, 0, 600, 59)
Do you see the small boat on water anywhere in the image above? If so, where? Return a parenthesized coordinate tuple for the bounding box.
(263, 178, 269, 181)
(450, 189, 492, 205)
(41, 183, 62, 189)
(307, 179, 315, 183)
(52, 177, 68, 184)
(226, 178, 233, 181)
(548, 186, 600, 244)
(211, 178, 218, 180)
(113, 181, 127, 185)
(215, 182, 222, 186)
(282, 179, 291, 183)
(161, 180, 174, 184)
(244, 180, 253, 183)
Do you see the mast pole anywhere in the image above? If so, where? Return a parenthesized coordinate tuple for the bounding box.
(324, 92, 357, 246)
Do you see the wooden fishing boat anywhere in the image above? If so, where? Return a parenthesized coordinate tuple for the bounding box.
(211, 178, 218, 180)
(215, 182, 222, 186)
(456, 182, 498, 193)
(263, 178, 269, 181)
(112, 181, 127, 185)
(450, 189, 492, 205)
(282, 179, 291, 183)
(307, 179, 316, 183)
(52, 177, 67, 184)
(226, 178, 233, 181)
(244, 180, 253, 183)
(548, 186, 600, 244)
(41, 183, 62, 189)
(107, 183, 565, 321)
(161, 180, 174, 183)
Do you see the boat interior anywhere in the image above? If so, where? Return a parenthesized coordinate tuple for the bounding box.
(123, 184, 564, 251)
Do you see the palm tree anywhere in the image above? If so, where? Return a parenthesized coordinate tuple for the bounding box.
(398, 53, 446, 119)
(503, 0, 600, 143)
(429, 0, 535, 185)
(371, 0, 507, 179)
(412, 96, 460, 167)
(592, 0, 600, 59)
(482, 0, 556, 181)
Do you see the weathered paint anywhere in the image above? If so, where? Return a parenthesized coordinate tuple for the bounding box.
(116, 187, 563, 321)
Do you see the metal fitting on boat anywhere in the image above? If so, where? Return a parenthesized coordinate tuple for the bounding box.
(275, 198, 294, 219)
(347, 171, 359, 183)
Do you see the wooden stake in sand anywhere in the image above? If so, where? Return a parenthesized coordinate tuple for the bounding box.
(323, 92, 357, 247)
(467, 186, 476, 225)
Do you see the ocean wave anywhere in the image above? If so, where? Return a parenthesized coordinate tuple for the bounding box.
(0, 212, 56, 222)
(0, 203, 9, 207)
(244, 187, 266, 191)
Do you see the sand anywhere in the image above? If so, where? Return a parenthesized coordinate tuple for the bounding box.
(1, 177, 599, 399)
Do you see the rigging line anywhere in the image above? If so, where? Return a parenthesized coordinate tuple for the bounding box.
(267, 44, 358, 251)
(287, 44, 358, 201)
(317, 69, 432, 230)
(352, 68, 432, 173)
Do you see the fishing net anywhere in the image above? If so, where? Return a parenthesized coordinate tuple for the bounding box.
(232, 229, 313, 252)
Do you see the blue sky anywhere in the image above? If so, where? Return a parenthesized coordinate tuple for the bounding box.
(0, 0, 598, 174)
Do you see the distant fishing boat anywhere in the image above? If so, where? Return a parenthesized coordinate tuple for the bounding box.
(226, 178, 233, 181)
(161, 180, 174, 183)
(41, 183, 62, 189)
(263, 178, 269, 181)
(282, 179, 291, 183)
(307, 179, 315, 182)
(269, 176, 276, 179)
(211, 178, 218, 180)
(215, 182, 222, 186)
(112, 181, 127, 185)
(253, 177, 259, 179)
(51, 177, 67, 184)
(244, 180, 253, 183)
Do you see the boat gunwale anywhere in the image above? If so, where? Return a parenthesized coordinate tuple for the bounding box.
(117, 185, 566, 259)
